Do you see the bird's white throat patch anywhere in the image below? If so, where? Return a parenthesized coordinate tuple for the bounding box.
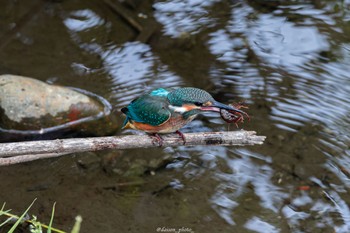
(169, 105, 188, 113)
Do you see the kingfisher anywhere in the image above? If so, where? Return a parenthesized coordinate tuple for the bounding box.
(121, 87, 246, 145)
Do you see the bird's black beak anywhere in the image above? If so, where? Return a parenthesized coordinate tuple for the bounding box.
(200, 100, 245, 114)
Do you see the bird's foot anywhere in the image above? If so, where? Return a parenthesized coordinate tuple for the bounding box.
(150, 133, 163, 147)
(175, 130, 186, 145)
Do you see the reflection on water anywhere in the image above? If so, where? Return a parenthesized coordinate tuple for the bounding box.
(211, 148, 288, 226)
(64, 10, 105, 32)
(1, 0, 350, 232)
(154, 0, 219, 37)
(102, 42, 182, 106)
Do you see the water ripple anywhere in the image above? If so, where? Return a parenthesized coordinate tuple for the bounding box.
(154, 0, 219, 37)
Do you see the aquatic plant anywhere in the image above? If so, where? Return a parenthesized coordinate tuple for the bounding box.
(0, 199, 81, 233)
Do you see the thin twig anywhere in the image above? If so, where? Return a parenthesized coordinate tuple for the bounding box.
(104, 0, 143, 32)
(0, 152, 71, 166)
(0, 131, 265, 166)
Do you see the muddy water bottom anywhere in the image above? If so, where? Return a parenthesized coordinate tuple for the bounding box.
(0, 149, 238, 232)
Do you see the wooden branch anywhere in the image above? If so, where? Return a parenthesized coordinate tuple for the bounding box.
(104, 0, 143, 32)
(0, 131, 265, 166)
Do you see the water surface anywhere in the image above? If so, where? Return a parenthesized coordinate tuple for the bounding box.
(0, 0, 350, 232)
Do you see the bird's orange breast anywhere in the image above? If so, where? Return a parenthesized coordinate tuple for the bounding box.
(126, 115, 196, 134)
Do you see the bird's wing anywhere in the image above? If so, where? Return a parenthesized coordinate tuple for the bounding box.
(123, 95, 171, 126)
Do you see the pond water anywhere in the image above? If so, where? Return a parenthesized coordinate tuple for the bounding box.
(1, 0, 350, 232)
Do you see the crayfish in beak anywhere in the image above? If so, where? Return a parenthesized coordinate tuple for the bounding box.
(220, 102, 250, 127)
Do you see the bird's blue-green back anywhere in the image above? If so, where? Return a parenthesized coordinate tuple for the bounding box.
(122, 89, 172, 126)
(167, 87, 214, 106)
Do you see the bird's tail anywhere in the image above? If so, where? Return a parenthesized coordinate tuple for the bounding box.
(122, 119, 132, 129)
(121, 107, 131, 129)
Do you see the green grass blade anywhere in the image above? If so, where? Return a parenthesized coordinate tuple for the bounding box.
(0, 216, 14, 227)
(0, 203, 12, 216)
(1, 202, 14, 227)
(47, 202, 56, 233)
(8, 198, 37, 233)
(70, 215, 82, 233)
(0, 202, 6, 212)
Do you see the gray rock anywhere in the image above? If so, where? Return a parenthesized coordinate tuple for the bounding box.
(0, 74, 117, 137)
(0, 75, 98, 123)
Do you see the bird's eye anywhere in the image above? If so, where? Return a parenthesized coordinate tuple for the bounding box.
(194, 102, 203, 106)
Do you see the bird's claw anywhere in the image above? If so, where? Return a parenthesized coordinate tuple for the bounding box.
(150, 133, 163, 147)
(150, 132, 185, 147)
(175, 130, 186, 145)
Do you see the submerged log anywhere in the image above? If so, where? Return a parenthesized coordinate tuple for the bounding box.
(0, 131, 265, 166)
